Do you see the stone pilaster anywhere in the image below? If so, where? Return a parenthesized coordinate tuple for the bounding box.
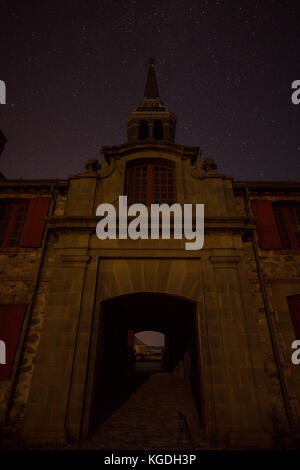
(22, 254, 90, 442)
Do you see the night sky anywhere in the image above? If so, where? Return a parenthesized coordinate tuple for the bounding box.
(0, 0, 299, 181)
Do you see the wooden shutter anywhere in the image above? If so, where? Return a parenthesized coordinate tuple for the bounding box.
(20, 197, 50, 247)
(287, 295, 300, 340)
(273, 204, 300, 249)
(0, 303, 26, 380)
(251, 199, 282, 249)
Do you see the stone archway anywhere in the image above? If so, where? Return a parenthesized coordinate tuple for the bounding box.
(86, 292, 205, 445)
(95, 258, 202, 302)
(76, 257, 207, 438)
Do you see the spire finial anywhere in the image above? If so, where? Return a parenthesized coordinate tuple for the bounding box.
(144, 57, 159, 98)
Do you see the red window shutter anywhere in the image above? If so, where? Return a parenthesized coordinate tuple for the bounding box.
(287, 295, 300, 340)
(251, 199, 282, 249)
(0, 303, 26, 380)
(20, 197, 50, 247)
(273, 204, 300, 249)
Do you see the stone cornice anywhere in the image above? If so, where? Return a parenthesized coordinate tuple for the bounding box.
(209, 255, 241, 265)
(0, 179, 68, 190)
(45, 215, 256, 232)
(233, 181, 300, 193)
(60, 254, 90, 268)
(101, 141, 200, 165)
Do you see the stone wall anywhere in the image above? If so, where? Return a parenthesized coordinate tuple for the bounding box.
(233, 191, 300, 437)
(1, 168, 300, 448)
(18, 148, 276, 447)
(0, 191, 66, 427)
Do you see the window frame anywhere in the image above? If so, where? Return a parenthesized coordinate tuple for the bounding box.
(273, 202, 300, 250)
(124, 158, 177, 206)
(0, 198, 30, 248)
(287, 295, 300, 340)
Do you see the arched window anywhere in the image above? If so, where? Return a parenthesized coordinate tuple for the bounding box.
(138, 121, 149, 140)
(125, 159, 176, 205)
(273, 202, 300, 249)
(153, 120, 164, 140)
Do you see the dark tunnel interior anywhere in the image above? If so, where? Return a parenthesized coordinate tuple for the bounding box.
(89, 292, 204, 432)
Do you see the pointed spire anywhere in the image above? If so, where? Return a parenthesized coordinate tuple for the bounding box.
(126, 58, 177, 142)
(144, 57, 160, 99)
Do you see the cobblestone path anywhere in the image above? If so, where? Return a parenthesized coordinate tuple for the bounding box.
(79, 372, 209, 450)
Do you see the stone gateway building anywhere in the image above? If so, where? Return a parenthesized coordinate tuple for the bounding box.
(0, 61, 300, 449)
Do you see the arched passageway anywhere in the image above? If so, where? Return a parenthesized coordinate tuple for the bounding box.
(90, 292, 204, 433)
